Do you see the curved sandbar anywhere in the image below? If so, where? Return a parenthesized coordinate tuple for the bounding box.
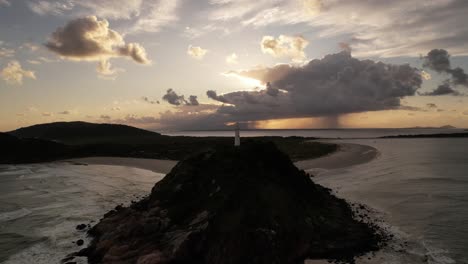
(295, 143, 378, 171)
(67, 157, 178, 174)
(67, 142, 377, 174)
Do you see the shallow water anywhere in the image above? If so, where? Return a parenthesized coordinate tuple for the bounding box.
(0, 164, 164, 263)
(312, 138, 468, 264)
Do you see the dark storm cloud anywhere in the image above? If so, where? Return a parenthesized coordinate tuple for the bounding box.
(162, 89, 185, 106)
(162, 89, 199, 106)
(423, 49, 468, 89)
(265, 82, 279, 97)
(420, 83, 460, 96)
(225, 51, 422, 118)
(423, 49, 451, 73)
(160, 51, 423, 129)
(447, 67, 468, 87)
(187, 95, 199, 106)
(206, 90, 229, 103)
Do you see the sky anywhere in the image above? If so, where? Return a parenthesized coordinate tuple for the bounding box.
(1, 0, 468, 131)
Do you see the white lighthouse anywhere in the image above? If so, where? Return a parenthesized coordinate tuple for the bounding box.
(234, 122, 240, 146)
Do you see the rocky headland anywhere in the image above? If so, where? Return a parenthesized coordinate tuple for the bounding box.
(77, 141, 384, 264)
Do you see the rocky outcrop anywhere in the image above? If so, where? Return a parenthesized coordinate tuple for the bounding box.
(79, 141, 383, 263)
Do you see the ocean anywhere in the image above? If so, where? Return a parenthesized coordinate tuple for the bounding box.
(0, 130, 467, 263)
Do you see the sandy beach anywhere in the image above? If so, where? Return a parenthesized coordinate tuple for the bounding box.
(66, 157, 178, 174)
(295, 142, 379, 171)
(66, 142, 378, 174)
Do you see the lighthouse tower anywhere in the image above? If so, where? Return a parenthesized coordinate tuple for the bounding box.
(234, 122, 240, 146)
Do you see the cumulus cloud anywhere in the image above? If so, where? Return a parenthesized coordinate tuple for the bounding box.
(1, 61, 36, 85)
(45, 16, 150, 76)
(201, 51, 424, 127)
(261, 35, 308, 62)
(100, 115, 111, 120)
(226, 53, 238, 64)
(187, 45, 208, 60)
(420, 83, 460, 96)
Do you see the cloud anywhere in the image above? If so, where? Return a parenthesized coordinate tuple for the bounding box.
(426, 103, 437, 109)
(422, 49, 468, 91)
(100, 115, 111, 120)
(187, 95, 199, 106)
(0, 47, 14, 58)
(187, 45, 208, 60)
(423, 49, 451, 73)
(162, 88, 185, 105)
(162, 89, 199, 106)
(226, 53, 238, 64)
(206, 90, 228, 103)
(45, 16, 150, 75)
(201, 51, 423, 128)
(42, 112, 53, 117)
(28, 0, 74, 15)
(207, 0, 468, 57)
(0, 0, 10, 7)
(129, 0, 181, 33)
(96, 60, 120, 78)
(142, 96, 159, 104)
(260, 35, 308, 62)
(57, 110, 71, 115)
(75, 0, 142, 20)
(420, 70, 431, 80)
(420, 83, 460, 96)
(1, 61, 36, 85)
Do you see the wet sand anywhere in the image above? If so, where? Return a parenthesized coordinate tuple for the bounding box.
(65, 157, 178, 174)
(295, 142, 379, 171)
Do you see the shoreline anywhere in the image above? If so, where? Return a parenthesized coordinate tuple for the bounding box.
(64, 157, 178, 174)
(65, 142, 378, 174)
(295, 142, 379, 171)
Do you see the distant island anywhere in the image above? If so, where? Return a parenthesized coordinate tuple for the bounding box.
(404, 125, 457, 129)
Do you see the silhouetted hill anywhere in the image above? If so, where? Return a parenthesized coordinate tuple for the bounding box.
(8, 121, 161, 144)
(0, 132, 70, 163)
(78, 142, 383, 264)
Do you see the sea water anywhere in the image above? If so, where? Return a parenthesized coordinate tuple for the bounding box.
(0, 164, 164, 263)
(312, 138, 468, 264)
(1, 136, 467, 263)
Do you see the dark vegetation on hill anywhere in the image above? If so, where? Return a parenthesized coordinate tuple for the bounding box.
(1, 122, 337, 164)
(77, 142, 384, 264)
(9, 121, 161, 145)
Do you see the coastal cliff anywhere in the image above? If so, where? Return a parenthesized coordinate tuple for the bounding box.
(79, 141, 383, 263)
